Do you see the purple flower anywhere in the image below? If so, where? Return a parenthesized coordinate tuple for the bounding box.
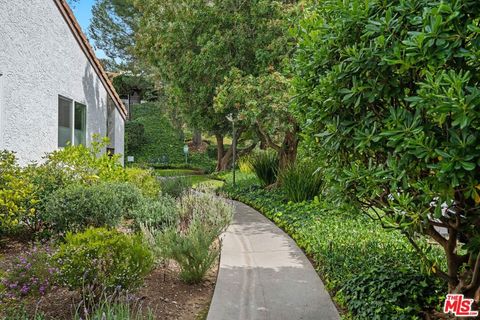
(20, 285, 29, 294)
(39, 285, 46, 295)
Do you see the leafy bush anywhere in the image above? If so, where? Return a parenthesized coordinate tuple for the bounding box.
(130, 196, 177, 231)
(125, 120, 146, 154)
(125, 167, 161, 198)
(224, 185, 446, 319)
(0, 245, 59, 299)
(159, 177, 190, 198)
(154, 192, 232, 283)
(293, 0, 480, 296)
(44, 183, 124, 233)
(107, 182, 144, 217)
(177, 192, 233, 231)
(157, 221, 220, 284)
(279, 162, 322, 202)
(0, 151, 38, 236)
(250, 151, 278, 186)
(55, 228, 154, 293)
(44, 138, 125, 183)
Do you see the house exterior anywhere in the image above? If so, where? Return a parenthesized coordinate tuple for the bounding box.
(0, 0, 127, 165)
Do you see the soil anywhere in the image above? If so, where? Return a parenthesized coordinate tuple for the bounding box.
(0, 240, 217, 320)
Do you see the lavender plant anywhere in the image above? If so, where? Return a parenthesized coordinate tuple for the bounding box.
(0, 245, 59, 300)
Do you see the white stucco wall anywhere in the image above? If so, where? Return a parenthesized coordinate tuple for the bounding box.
(0, 0, 124, 164)
(114, 108, 125, 166)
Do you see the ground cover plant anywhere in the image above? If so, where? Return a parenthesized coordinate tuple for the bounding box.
(222, 177, 446, 319)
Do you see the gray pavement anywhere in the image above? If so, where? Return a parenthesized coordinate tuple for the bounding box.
(207, 200, 340, 320)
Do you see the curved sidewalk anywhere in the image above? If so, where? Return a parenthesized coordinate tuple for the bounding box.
(207, 200, 340, 320)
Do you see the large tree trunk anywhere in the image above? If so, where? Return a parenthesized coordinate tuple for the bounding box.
(278, 129, 299, 169)
(192, 128, 202, 147)
(215, 128, 249, 171)
(215, 133, 225, 171)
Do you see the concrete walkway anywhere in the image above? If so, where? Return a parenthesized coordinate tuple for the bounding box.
(207, 200, 340, 320)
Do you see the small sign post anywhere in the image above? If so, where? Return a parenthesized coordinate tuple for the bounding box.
(183, 144, 189, 164)
(127, 156, 134, 163)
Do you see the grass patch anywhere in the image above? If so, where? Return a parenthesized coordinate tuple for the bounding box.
(155, 169, 203, 177)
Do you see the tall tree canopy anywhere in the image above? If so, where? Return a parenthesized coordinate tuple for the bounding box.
(134, 0, 296, 170)
(294, 0, 480, 296)
(89, 0, 139, 64)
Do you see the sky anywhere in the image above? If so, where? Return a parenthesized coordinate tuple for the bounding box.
(70, 0, 107, 59)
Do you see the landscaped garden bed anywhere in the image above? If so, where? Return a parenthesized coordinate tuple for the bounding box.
(0, 141, 232, 319)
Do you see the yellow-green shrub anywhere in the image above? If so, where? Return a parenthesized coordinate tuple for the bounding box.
(0, 151, 38, 235)
(125, 167, 160, 198)
(44, 137, 125, 184)
(238, 155, 253, 173)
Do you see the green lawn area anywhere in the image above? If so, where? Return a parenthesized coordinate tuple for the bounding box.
(155, 169, 203, 177)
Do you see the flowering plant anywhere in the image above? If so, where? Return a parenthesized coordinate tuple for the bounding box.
(0, 245, 58, 300)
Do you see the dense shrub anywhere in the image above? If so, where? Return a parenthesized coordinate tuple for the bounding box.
(125, 167, 161, 198)
(159, 177, 190, 198)
(293, 0, 480, 295)
(250, 151, 278, 186)
(177, 192, 233, 231)
(157, 221, 221, 284)
(44, 138, 126, 183)
(154, 192, 232, 283)
(0, 245, 58, 300)
(107, 182, 144, 217)
(44, 183, 124, 233)
(125, 120, 146, 154)
(279, 162, 322, 202)
(0, 151, 38, 236)
(130, 195, 177, 230)
(224, 184, 445, 319)
(55, 228, 154, 293)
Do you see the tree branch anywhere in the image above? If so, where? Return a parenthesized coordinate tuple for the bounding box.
(255, 122, 281, 151)
(466, 252, 480, 291)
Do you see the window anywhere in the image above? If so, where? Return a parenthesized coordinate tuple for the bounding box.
(74, 102, 86, 146)
(58, 96, 72, 147)
(58, 96, 87, 147)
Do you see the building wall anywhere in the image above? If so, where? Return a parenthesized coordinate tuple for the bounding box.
(0, 0, 124, 164)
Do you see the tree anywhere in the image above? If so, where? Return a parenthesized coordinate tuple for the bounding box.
(134, 0, 295, 170)
(214, 68, 299, 169)
(294, 0, 480, 297)
(89, 0, 139, 64)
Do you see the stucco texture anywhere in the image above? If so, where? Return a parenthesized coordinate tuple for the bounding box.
(0, 0, 124, 164)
